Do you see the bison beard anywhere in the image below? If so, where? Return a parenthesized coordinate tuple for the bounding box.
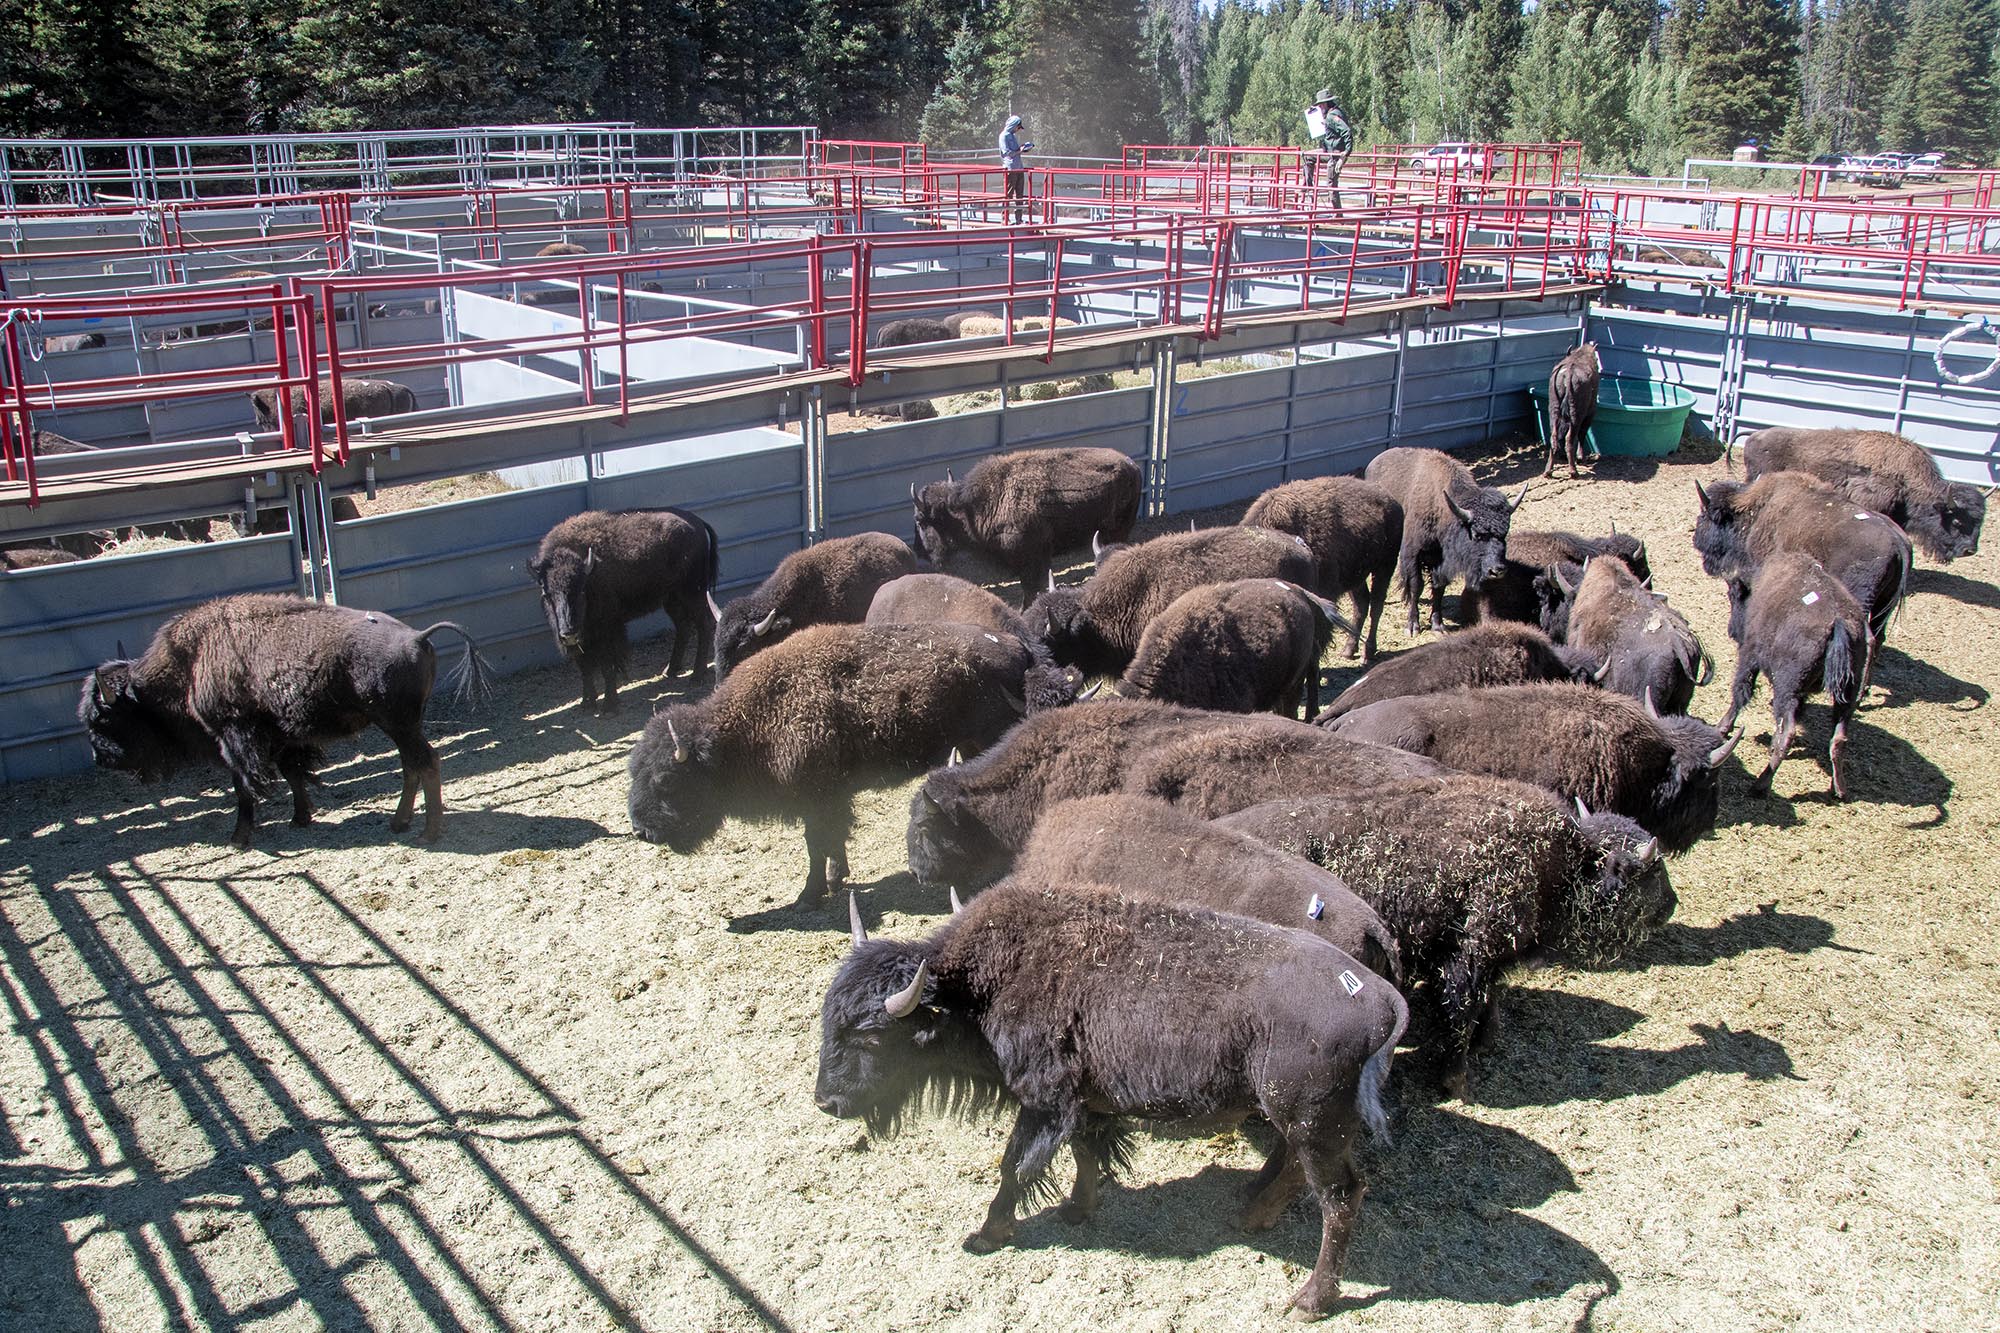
(817, 881, 1407, 1318)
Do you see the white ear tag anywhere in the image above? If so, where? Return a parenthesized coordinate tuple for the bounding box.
(1339, 970, 1364, 996)
(1802, 590, 1819, 605)
(1306, 893, 1326, 921)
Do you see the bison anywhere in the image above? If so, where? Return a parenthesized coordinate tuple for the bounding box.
(1546, 342, 1602, 478)
(874, 317, 956, 348)
(42, 331, 106, 353)
(820, 879, 1406, 1318)
(1736, 426, 1987, 562)
(530, 508, 719, 714)
(1013, 793, 1401, 981)
(712, 531, 918, 680)
(630, 622, 1069, 903)
(1719, 551, 1869, 799)
(1240, 476, 1403, 660)
(912, 447, 1142, 602)
(1114, 578, 1347, 717)
(865, 572, 1035, 641)
(906, 699, 1444, 888)
(78, 594, 489, 848)
(535, 241, 589, 257)
(1557, 556, 1712, 714)
(1362, 446, 1527, 636)
(1, 547, 83, 570)
(1460, 526, 1650, 627)
(1024, 526, 1316, 678)
(1321, 683, 1740, 852)
(1313, 620, 1590, 722)
(251, 379, 419, 432)
(1216, 775, 1671, 1095)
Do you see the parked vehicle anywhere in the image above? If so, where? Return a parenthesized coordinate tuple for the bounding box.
(1906, 152, 1945, 182)
(1409, 143, 1489, 176)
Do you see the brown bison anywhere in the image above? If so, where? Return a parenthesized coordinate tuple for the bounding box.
(530, 508, 719, 713)
(1719, 551, 1868, 799)
(913, 447, 1142, 601)
(1557, 556, 1711, 714)
(711, 531, 918, 679)
(820, 879, 1406, 1318)
(864, 572, 1035, 641)
(629, 622, 1070, 903)
(1216, 776, 1670, 1094)
(1240, 475, 1403, 660)
(1313, 620, 1589, 722)
(1735, 426, 1986, 562)
(42, 331, 106, 353)
(1545, 342, 1601, 478)
(1321, 682, 1740, 851)
(1362, 446, 1526, 636)
(251, 379, 419, 432)
(1115, 578, 1347, 717)
(535, 241, 590, 257)
(1460, 526, 1650, 627)
(1, 547, 83, 570)
(78, 594, 489, 848)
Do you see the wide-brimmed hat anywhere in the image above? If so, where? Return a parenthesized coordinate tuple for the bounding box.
(1314, 87, 1337, 105)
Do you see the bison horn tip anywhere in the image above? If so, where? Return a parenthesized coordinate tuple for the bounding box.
(706, 590, 723, 620)
(1091, 530, 1102, 557)
(1643, 687, 1660, 718)
(1508, 483, 1529, 511)
(1575, 796, 1593, 820)
(947, 746, 963, 767)
(1047, 570, 1057, 592)
(1592, 657, 1613, 683)
(849, 891, 867, 946)
(1076, 680, 1103, 702)
(1708, 727, 1743, 768)
(884, 958, 928, 1019)
(948, 886, 964, 915)
(1637, 836, 1661, 865)
(750, 608, 778, 637)
(665, 716, 689, 764)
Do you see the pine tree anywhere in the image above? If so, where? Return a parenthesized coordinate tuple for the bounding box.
(1510, 7, 1635, 165)
(918, 15, 1005, 147)
(1198, 1, 1261, 143)
(1885, 0, 1997, 154)
(1679, 0, 1801, 153)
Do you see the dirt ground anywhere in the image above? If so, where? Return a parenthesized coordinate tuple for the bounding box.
(3, 435, 1997, 1333)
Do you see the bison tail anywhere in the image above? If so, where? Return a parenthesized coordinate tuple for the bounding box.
(700, 513, 721, 599)
(1824, 620, 1858, 708)
(1301, 586, 1354, 649)
(418, 621, 495, 710)
(1356, 988, 1409, 1148)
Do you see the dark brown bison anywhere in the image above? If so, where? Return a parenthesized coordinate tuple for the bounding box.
(874, 317, 956, 348)
(1240, 476, 1403, 660)
(78, 594, 489, 848)
(906, 699, 1444, 888)
(1719, 551, 1868, 799)
(864, 572, 1035, 641)
(1013, 793, 1401, 980)
(1735, 426, 1987, 562)
(712, 531, 918, 680)
(820, 879, 1406, 1317)
(1, 547, 83, 570)
(1321, 683, 1740, 851)
(1115, 578, 1347, 717)
(1545, 342, 1601, 478)
(1024, 526, 1316, 678)
(1313, 621, 1589, 722)
(630, 622, 1068, 903)
(1362, 447, 1526, 636)
(1460, 526, 1650, 627)
(1557, 556, 1711, 714)
(913, 447, 1142, 601)
(251, 379, 419, 432)
(530, 508, 718, 714)
(1693, 472, 1910, 692)
(1216, 776, 1671, 1094)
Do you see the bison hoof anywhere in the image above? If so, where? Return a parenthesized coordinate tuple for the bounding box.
(291, 810, 314, 828)
(1286, 1299, 1334, 1323)
(598, 697, 622, 716)
(962, 1229, 1009, 1255)
(390, 813, 413, 832)
(1057, 1199, 1093, 1226)
(230, 827, 254, 850)
(420, 821, 445, 843)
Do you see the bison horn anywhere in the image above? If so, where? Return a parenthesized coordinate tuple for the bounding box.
(1609, 520, 1618, 535)
(1636, 836, 1661, 866)
(849, 890, 868, 946)
(1574, 796, 1593, 820)
(750, 607, 779, 637)
(1091, 530, 1102, 558)
(666, 717, 690, 764)
(1707, 727, 1743, 768)
(910, 481, 918, 502)
(945, 468, 954, 483)
(948, 886, 964, 915)
(1555, 565, 1578, 597)
(1507, 483, 1530, 512)
(1643, 687, 1660, 719)
(115, 639, 127, 659)
(1592, 657, 1613, 683)
(947, 746, 963, 767)
(706, 590, 723, 620)
(1694, 481, 1712, 514)
(1445, 492, 1473, 525)
(883, 959, 928, 1019)
(1076, 680, 1103, 701)
(1188, 518, 1197, 533)
(1047, 570, 1058, 592)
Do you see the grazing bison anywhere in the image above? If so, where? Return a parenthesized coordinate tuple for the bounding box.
(1024, 526, 1316, 678)
(1460, 527, 1650, 626)
(874, 317, 956, 348)
(820, 880, 1406, 1318)
(1693, 472, 1911, 692)
(78, 594, 489, 848)
(712, 532, 918, 680)
(1014, 794, 1401, 980)
(1217, 776, 1670, 1094)
(1720, 552, 1868, 799)
(1736, 426, 1986, 562)
(913, 447, 1142, 601)
(1, 547, 83, 570)
(42, 331, 106, 353)
(865, 572, 1037, 640)
(1558, 556, 1711, 714)
(906, 700, 1444, 888)
(1363, 447, 1526, 636)
(252, 379, 419, 432)
(1546, 342, 1601, 478)
(940, 310, 1002, 335)
(535, 241, 589, 257)
(1115, 578, 1348, 717)
(630, 622, 1068, 903)
(1323, 683, 1740, 851)
(1313, 621, 1589, 722)
(530, 508, 719, 714)
(1241, 476, 1403, 660)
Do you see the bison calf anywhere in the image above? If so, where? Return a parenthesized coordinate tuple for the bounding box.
(1116, 578, 1347, 717)
(79, 594, 488, 848)
(1737, 426, 1986, 562)
(821, 880, 1406, 1318)
(1314, 620, 1589, 722)
(1720, 551, 1869, 799)
(913, 447, 1142, 601)
(1557, 556, 1711, 714)
(1363, 446, 1526, 636)
(712, 532, 918, 679)
(530, 508, 719, 713)
(1545, 343, 1601, 478)
(1241, 476, 1402, 660)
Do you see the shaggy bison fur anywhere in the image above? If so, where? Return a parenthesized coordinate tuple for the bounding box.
(818, 879, 1407, 1317)
(1557, 556, 1712, 715)
(1313, 621, 1590, 722)
(1240, 476, 1403, 660)
(1720, 551, 1868, 799)
(1, 547, 83, 570)
(1460, 527, 1650, 627)
(1321, 682, 1741, 852)
(251, 379, 419, 432)
(1546, 342, 1602, 478)
(913, 447, 1142, 601)
(865, 572, 1036, 641)
(1216, 775, 1671, 1094)
(1115, 578, 1348, 717)
(1736, 426, 1986, 562)
(530, 508, 719, 714)
(78, 594, 489, 847)
(712, 532, 918, 679)
(1363, 447, 1526, 635)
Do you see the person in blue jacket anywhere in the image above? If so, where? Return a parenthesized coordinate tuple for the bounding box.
(999, 114, 1034, 224)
